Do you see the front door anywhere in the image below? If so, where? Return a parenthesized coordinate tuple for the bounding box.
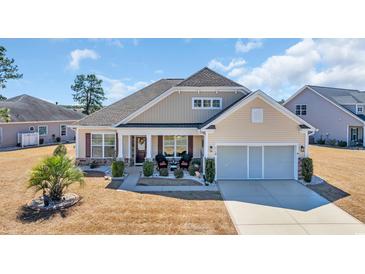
(135, 136, 146, 164)
(350, 127, 359, 143)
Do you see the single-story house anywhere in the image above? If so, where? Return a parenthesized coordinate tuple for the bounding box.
(72, 67, 314, 180)
(0, 94, 84, 148)
(284, 85, 365, 147)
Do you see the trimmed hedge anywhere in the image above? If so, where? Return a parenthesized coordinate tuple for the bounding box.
(301, 157, 313, 183)
(188, 164, 196, 176)
(143, 160, 154, 177)
(111, 160, 125, 177)
(159, 168, 168, 176)
(174, 168, 184, 178)
(205, 158, 215, 183)
(337, 140, 347, 147)
(53, 144, 67, 157)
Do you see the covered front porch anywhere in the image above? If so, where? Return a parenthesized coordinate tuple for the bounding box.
(348, 126, 364, 147)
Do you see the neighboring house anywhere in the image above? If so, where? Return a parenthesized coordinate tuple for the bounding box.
(72, 67, 314, 180)
(0, 94, 84, 148)
(284, 85, 365, 147)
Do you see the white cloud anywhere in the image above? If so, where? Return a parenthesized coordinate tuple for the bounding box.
(212, 39, 365, 99)
(98, 75, 150, 103)
(208, 58, 246, 72)
(69, 49, 99, 69)
(154, 69, 164, 74)
(235, 39, 263, 53)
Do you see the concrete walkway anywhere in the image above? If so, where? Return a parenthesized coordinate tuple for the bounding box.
(219, 180, 365, 235)
(118, 166, 218, 192)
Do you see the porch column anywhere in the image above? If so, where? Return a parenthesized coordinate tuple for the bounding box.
(75, 128, 79, 158)
(128, 135, 131, 159)
(363, 126, 365, 147)
(146, 134, 152, 160)
(203, 132, 209, 174)
(117, 132, 124, 159)
(304, 131, 309, 157)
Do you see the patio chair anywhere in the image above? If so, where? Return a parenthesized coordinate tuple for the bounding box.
(179, 153, 193, 169)
(155, 153, 168, 170)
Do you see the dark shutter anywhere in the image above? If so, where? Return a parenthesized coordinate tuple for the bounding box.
(158, 136, 163, 154)
(115, 133, 119, 157)
(188, 135, 193, 155)
(85, 133, 91, 157)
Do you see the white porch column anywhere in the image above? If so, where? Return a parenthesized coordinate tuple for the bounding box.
(304, 131, 309, 157)
(128, 135, 131, 159)
(203, 132, 209, 174)
(117, 132, 124, 159)
(146, 134, 152, 159)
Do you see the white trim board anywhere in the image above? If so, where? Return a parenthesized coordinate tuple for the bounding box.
(284, 85, 365, 125)
(202, 90, 315, 130)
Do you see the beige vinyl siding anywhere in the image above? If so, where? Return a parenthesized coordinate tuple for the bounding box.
(208, 97, 306, 158)
(152, 135, 158, 157)
(129, 91, 245, 123)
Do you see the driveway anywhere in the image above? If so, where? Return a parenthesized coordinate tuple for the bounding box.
(219, 180, 365, 235)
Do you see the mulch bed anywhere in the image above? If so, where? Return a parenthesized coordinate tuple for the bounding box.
(138, 177, 202, 186)
(83, 170, 106, 177)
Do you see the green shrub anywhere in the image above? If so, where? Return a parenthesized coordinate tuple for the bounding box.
(174, 168, 184, 178)
(53, 144, 67, 157)
(317, 138, 325, 145)
(188, 164, 196, 176)
(89, 160, 98, 169)
(191, 158, 201, 166)
(111, 160, 125, 177)
(326, 139, 337, 146)
(159, 168, 168, 176)
(337, 140, 347, 147)
(143, 160, 154, 177)
(301, 157, 313, 183)
(205, 158, 215, 183)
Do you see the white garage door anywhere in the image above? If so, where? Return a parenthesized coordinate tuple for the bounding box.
(264, 146, 294, 179)
(217, 146, 247, 180)
(217, 145, 296, 180)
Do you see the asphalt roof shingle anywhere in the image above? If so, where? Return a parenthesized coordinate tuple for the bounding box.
(0, 94, 84, 122)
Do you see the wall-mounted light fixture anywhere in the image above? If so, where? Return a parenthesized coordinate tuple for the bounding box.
(300, 145, 305, 153)
(209, 145, 213, 153)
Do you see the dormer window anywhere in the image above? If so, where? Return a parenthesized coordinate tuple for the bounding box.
(357, 105, 364, 114)
(192, 97, 222, 110)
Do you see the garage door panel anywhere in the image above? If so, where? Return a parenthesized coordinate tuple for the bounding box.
(217, 146, 247, 179)
(249, 146, 262, 179)
(264, 146, 294, 179)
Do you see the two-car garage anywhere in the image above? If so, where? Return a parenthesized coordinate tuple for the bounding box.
(216, 144, 297, 180)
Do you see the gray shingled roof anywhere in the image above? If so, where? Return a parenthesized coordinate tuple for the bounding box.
(75, 79, 183, 126)
(308, 85, 365, 122)
(177, 67, 243, 87)
(0, 94, 84, 122)
(308, 85, 365, 104)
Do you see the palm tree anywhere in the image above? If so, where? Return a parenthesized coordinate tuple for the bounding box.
(0, 108, 10, 122)
(28, 155, 84, 202)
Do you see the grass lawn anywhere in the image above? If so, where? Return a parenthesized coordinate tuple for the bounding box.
(0, 144, 236, 234)
(309, 145, 365, 223)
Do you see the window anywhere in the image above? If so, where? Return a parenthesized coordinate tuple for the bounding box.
(91, 133, 116, 158)
(251, 108, 263, 123)
(192, 97, 222, 109)
(60, 125, 67, 136)
(357, 105, 364, 114)
(29, 126, 35, 132)
(38, 125, 48, 136)
(163, 135, 188, 157)
(295, 104, 307, 115)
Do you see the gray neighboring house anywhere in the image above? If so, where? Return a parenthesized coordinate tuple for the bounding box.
(0, 94, 84, 148)
(284, 85, 365, 147)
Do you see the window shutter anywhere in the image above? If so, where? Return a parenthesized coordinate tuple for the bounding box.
(115, 133, 119, 157)
(158, 136, 163, 154)
(188, 135, 193, 155)
(85, 133, 91, 157)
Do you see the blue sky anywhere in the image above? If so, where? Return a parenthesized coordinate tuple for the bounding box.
(1, 38, 365, 105)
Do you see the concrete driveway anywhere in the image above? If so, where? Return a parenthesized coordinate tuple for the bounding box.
(219, 180, 365, 235)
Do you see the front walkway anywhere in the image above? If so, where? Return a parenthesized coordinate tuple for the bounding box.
(118, 166, 218, 192)
(219, 180, 365, 235)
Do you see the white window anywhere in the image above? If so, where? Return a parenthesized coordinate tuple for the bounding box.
(357, 105, 364, 114)
(163, 135, 188, 157)
(29, 126, 35, 132)
(251, 108, 263, 123)
(192, 97, 222, 109)
(60, 125, 67, 136)
(38, 125, 48, 136)
(91, 133, 116, 158)
(295, 104, 307, 115)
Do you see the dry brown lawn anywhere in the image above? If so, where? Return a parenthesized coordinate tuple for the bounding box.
(309, 145, 365, 223)
(0, 144, 236, 234)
